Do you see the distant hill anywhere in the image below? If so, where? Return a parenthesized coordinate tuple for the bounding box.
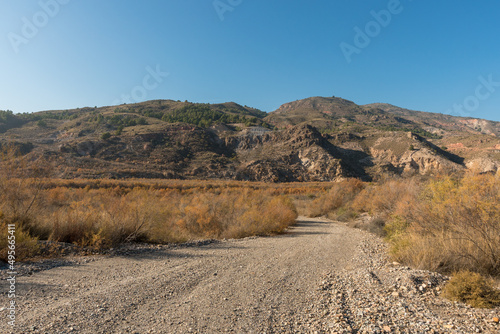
(1, 97, 499, 181)
(363, 102, 500, 137)
(266, 96, 500, 138)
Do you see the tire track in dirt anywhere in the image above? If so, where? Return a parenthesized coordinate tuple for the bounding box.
(3, 217, 362, 333)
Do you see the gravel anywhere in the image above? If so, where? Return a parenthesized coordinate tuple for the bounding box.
(320, 230, 499, 333)
(0, 217, 498, 333)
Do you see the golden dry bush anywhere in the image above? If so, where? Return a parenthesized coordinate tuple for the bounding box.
(48, 199, 101, 247)
(43, 189, 158, 248)
(0, 216, 40, 262)
(350, 178, 420, 217)
(175, 193, 224, 238)
(172, 189, 297, 240)
(0, 179, 299, 258)
(443, 271, 500, 308)
(387, 173, 500, 276)
(229, 194, 297, 238)
(44, 187, 71, 207)
(0, 146, 48, 259)
(306, 178, 365, 218)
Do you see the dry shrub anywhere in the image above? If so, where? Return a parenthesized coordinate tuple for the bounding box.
(0, 146, 46, 260)
(0, 217, 40, 262)
(443, 271, 500, 308)
(387, 173, 500, 276)
(175, 196, 222, 238)
(48, 200, 104, 247)
(306, 179, 365, 218)
(0, 148, 299, 260)
(293, 194, 318, 216)
(45, 187, 73, 207)
(174, 190, 297, 240)
(385, 219, 449, 272)
(350, 178, 420, 217)
(45, 190, 162, 248)
(1, 174, 299, 258)
(228, 195, 297, 238)
(305, 177, 420, 234)
(348, 216, 387, 237)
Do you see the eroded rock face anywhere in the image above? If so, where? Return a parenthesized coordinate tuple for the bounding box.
(373, 147, 464, 175)
(459, 118, 498, 136)
(15, 123, 474, 181)
(398, 148, 463, 175)
(233, 125, 350, 182)
(297, 149, 344, 181)
(365, 132, 465, 176)
(466, 157, 500, 174)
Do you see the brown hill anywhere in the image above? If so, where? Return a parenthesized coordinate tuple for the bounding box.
(1, 97, 499, 181)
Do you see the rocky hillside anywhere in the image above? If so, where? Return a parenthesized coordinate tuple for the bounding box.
(364, 103, 500, 137)
(1, 97, 499, 181)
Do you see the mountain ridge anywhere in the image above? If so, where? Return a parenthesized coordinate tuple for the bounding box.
(1, 96, 499, 181)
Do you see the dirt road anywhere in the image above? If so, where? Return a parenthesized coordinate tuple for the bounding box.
(2, 217, 499, 333)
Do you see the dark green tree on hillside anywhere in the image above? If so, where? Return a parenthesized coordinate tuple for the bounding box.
(0, 110, 24, 132)
(160, 105, 268, 128)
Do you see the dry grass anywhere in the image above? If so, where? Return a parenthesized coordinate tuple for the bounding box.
(39, 178, 334, 195)
(347, 216, 387, 237)
(0, 146, 47, 260)
(350, 177, 421, 218)
(0, 218, 40, 261)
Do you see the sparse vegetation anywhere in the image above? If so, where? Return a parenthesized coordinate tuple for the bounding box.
(377, 125, 443, 139)
(160, 104, 271, 128)
(20, 109, 80, 122)
(37, 119, 48, 127)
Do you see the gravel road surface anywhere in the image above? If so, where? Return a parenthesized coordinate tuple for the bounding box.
(1, 217, 499, 333)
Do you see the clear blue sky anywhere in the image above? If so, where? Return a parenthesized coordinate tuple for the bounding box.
(1, 0, 500, 121)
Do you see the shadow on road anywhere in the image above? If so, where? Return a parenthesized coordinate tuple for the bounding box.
(281, 218, 333, 237)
